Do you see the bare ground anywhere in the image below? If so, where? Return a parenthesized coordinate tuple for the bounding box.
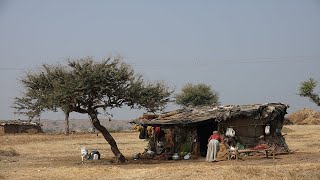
(0, 125, 320, 180)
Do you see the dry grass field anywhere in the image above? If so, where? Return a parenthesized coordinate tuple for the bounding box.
(0, 125, 320, 180)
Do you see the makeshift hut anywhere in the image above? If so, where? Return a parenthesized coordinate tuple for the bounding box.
(0, 120, 42, 135)
(132, 103, 290, 158)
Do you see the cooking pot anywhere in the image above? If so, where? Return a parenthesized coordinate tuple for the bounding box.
(172, 153, 180, 160)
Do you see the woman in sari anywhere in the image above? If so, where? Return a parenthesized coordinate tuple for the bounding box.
(206, 131, 221, 162)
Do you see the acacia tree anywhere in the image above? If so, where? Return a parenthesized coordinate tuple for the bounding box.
(14, 57, 171, 162)
(299, 78, 320, 106)
(13, 65, 73, 135)
(175, 83, 219, 107)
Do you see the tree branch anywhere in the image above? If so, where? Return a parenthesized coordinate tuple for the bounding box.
(73, 106, 88, 114)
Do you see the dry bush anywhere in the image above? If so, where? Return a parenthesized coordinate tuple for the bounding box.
(0, 148, 19, 157)
(287, 108, 320, 125)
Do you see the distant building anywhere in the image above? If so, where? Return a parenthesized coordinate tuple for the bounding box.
(0, 120, 42, 135)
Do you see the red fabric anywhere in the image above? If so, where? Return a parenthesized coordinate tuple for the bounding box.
(155, 127, 161, 135)
(209, 134, 221, 142)
(252, 144, 268, 150)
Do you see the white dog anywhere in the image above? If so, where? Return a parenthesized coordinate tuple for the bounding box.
(81, 147, 89, 163)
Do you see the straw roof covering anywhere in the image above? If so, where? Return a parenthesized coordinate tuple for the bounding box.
(133, 103, 288, 126)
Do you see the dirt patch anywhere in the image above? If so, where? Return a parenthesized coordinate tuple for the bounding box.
(281, 127, 294, 133)
(0, 148, 19, 157)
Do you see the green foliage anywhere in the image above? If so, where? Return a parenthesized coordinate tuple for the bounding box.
(13, 64, 73, 120)
(299, 78, 320, 106)
(175, 83, 219, 107)
(13, 57, 172, 118)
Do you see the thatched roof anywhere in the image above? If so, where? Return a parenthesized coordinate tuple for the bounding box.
(0, 120, 40, 126)
(132, 103, 289, 126)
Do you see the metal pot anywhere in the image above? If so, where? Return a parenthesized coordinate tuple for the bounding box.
(172, 153, 180, 160)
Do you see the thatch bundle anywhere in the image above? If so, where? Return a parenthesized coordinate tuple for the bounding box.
(287, 108, 320, 125)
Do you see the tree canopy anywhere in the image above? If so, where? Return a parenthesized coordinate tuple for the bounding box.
(13, 57, 171, 162)
(13, 64, 75, 134)
(299, 78, 320, 106)
(175, 83, 219, 107)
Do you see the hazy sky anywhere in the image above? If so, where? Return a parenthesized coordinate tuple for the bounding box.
(1, 0, 320, 120)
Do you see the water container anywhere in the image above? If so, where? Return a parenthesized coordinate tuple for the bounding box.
(265, 125, 270, 135)
(93, 154, 99, 160)
(89, 150, 100, 160)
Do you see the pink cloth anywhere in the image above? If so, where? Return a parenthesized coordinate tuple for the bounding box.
(208, 134, 221, 142)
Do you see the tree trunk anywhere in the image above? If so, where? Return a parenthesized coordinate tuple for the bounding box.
(89, 112, 126, 163)
(65, 112, 70, 136)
